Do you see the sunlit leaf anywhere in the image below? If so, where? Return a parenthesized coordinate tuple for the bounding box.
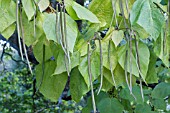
(38, 0, 49, 12)
(22, 0, 36, 21)
(0, 0, 16, 33)
(130, 0, 165, 40)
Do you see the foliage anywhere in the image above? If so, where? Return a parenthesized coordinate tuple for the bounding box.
(0, 0, 170, 112)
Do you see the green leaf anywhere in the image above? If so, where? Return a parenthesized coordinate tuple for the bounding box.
(43, 13, 78, 53)
(43, 14, 57, 42)
(118, 41, 150, 80)
(154, 27, 170, 67)
(0, 0, 16, 33)
(130, 0, 165, 40)
(97, 98, 124, 113)
(151, 82, 170, 99)
(72, 2, 100, 23)
(1, 23, 15, 39)
(151, 98, 166, 110)
(120, 85, 144, 104)
(65, 0, 100, 23)
(78, 52, 100, 87)
(88, 0, 113, 28)
(135, 103, 154, 113)
(103, 65, 126, 87)
(22, 11, 36, 46)
(36, 60, 67, 102)
(82, 92, 109, 113)
(146, 51, 159, 83)
(111, 30, 124, 47)
(33, 36, 53, 63)
(38, 0, 49, 12)
(65, 0, 79, 20)
(53, 50, 80, 75)
(21, 0, 36, 21)
(70, 67, 88, 102)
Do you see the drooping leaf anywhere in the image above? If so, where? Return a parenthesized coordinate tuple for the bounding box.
(146, 51, 159, 83)
(22, 11, 36, 46)
(65, 0, 79, 20)
(151, 82, 170, 99)
(21, 0, 36, 21)
(38, 0, 49, 12)
(36, 60, 67, 102)
(43, 13, 78, 53)
(1, 23, 15, 39)
(70, 67, 88, 102)
(130, 0, 165, 40)
(97, 98, 124, 113)
(0, 0, 16, 33)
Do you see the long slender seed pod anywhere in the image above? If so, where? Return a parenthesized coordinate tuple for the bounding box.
(134, 37, 144, 102)
(129, 31, 133, 92)
(33, 12, 36, 39)
(63, 6, 71, 72)
(125, 49, 137, 100)
(119, 0, 128, 29)
(56, 3, 59, 42)
(16, 0, 24, 60)
(97, 39, 103, 95)
(108, 40, 117, 88)
(36, 44, 45, 93)
(87, 42, 96, 113)
(60, 4, 70, 76)
(19, 4, 33, 74)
